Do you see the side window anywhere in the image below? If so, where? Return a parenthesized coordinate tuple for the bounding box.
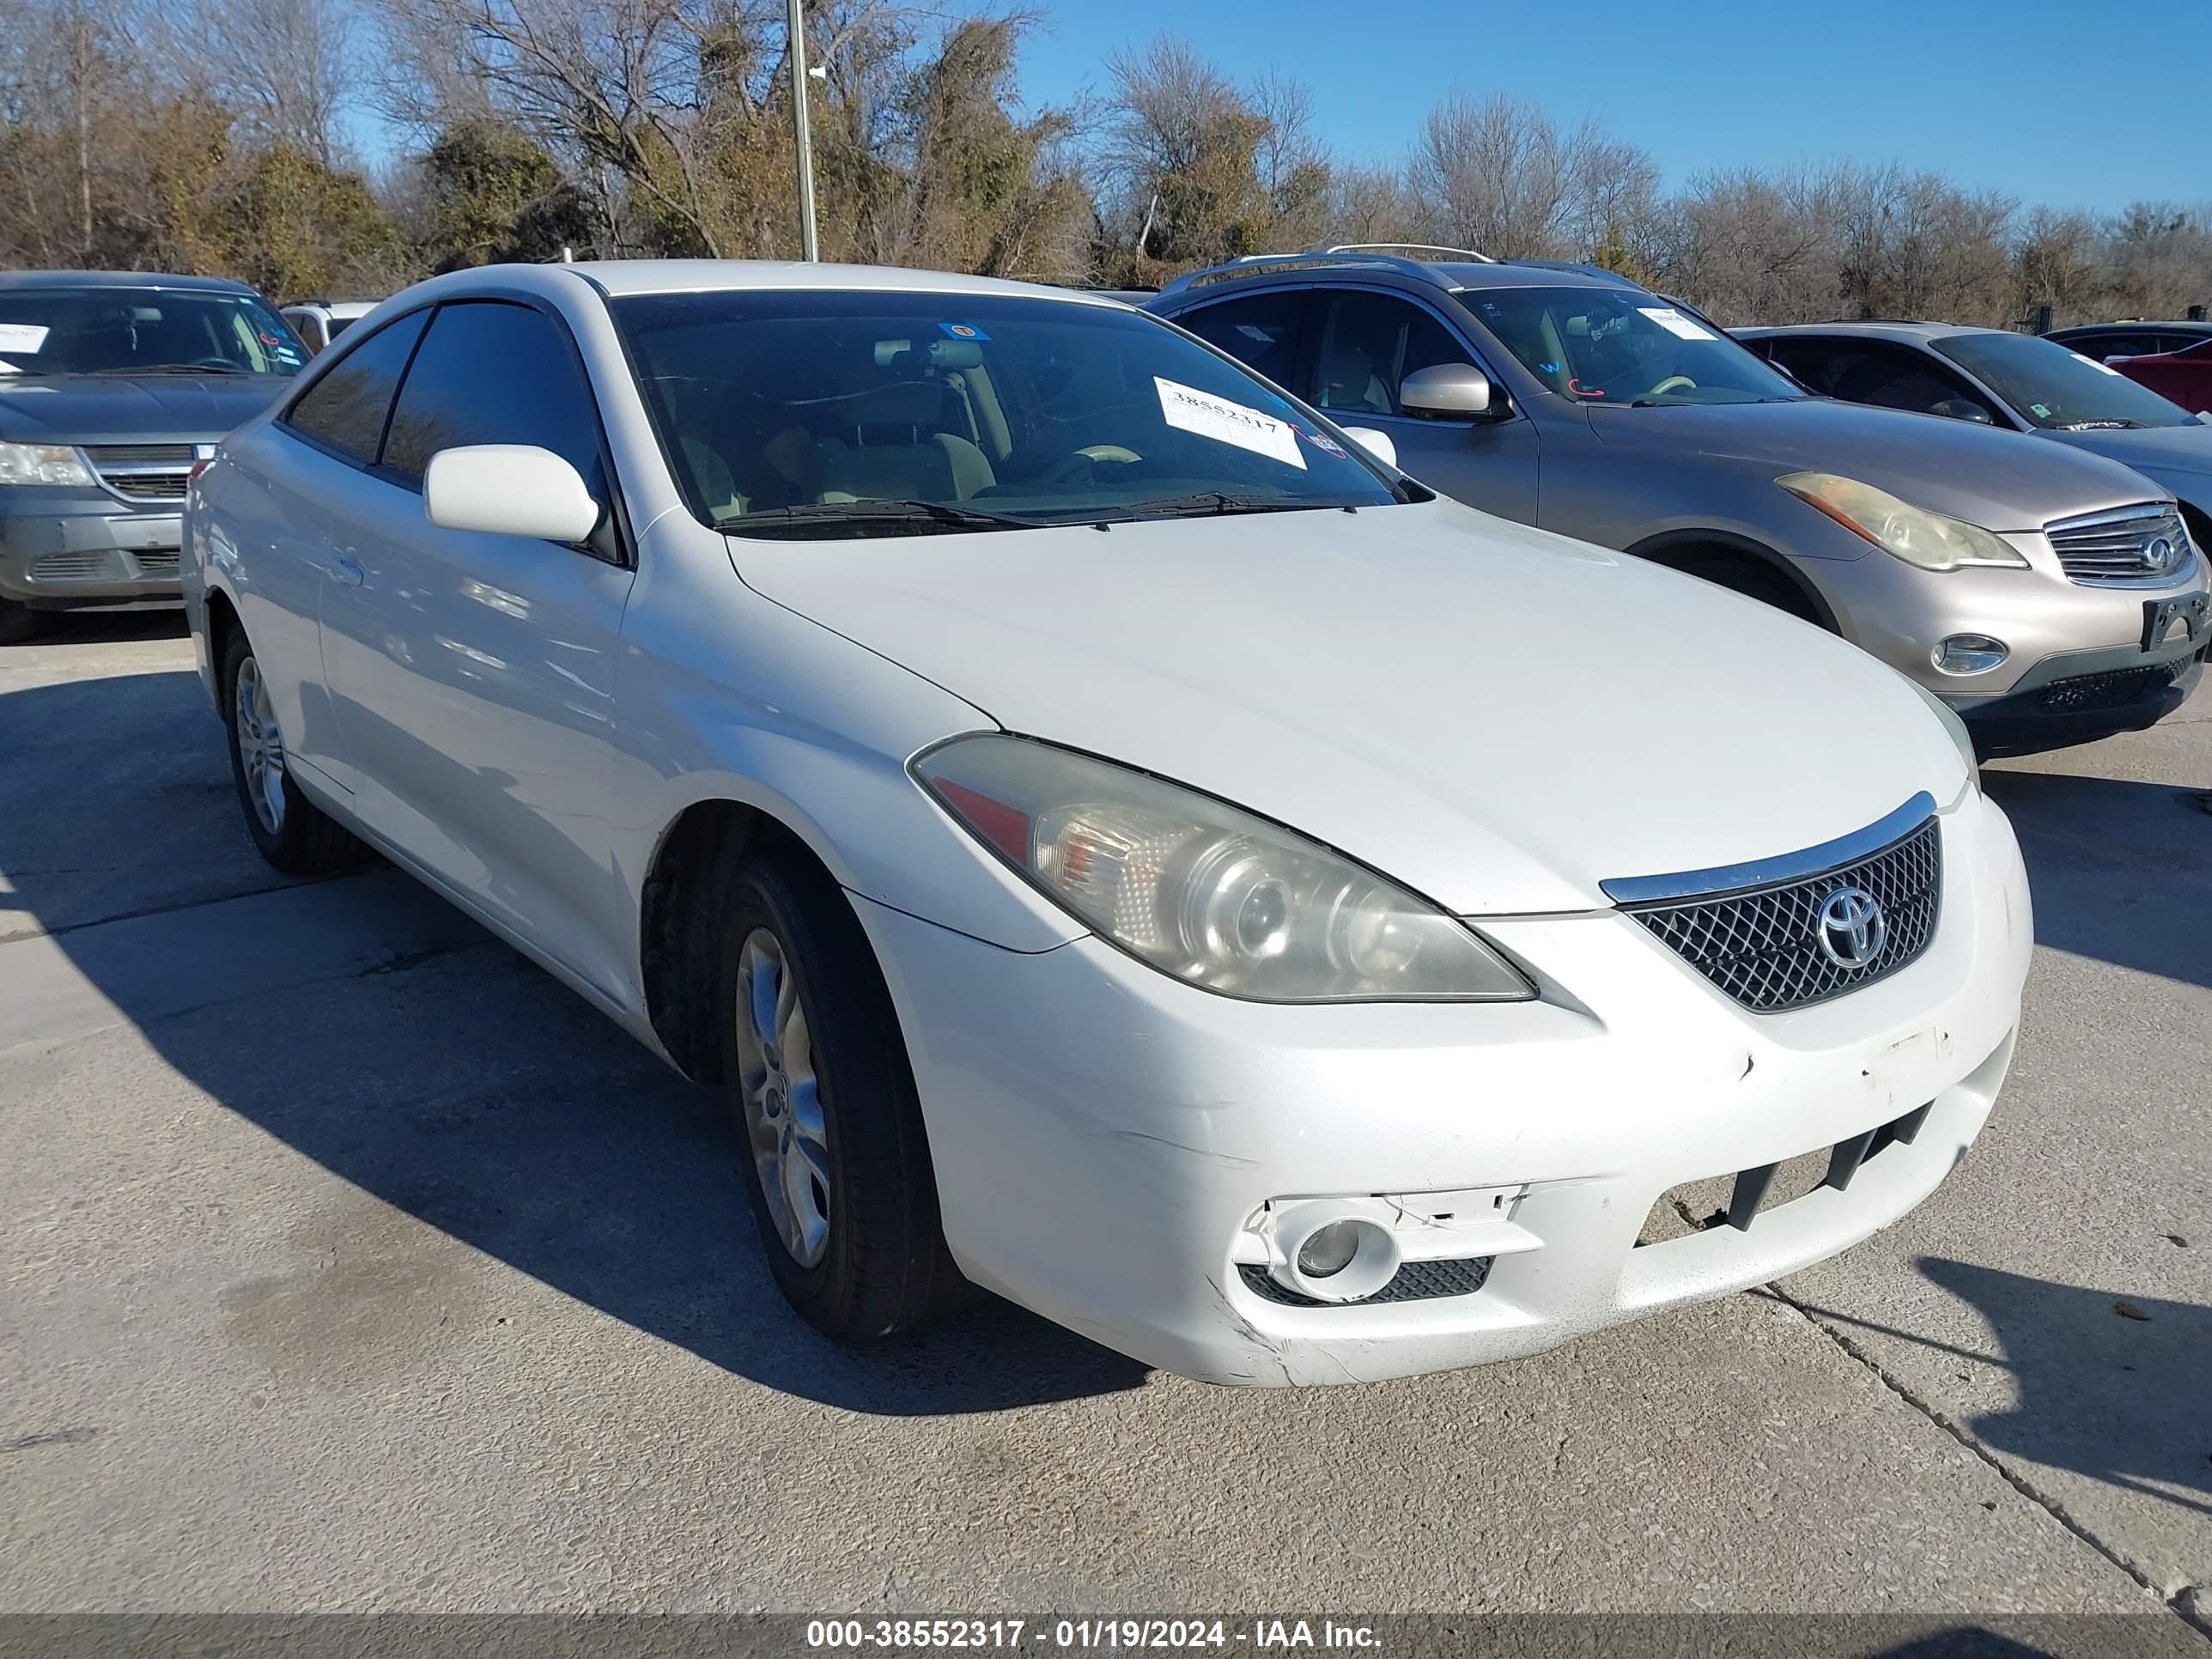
(1828, 342, 1997, 420)
(1176, 292, 1307, 391)
(2075, 331, 2155, 362)
(380, 301, 607, 496)
(1313, 291, 1473, 417)
(1764, 337, 1851, 396)
(282, 309, 429, 463)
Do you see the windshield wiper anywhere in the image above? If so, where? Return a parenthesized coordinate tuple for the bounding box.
(2057, 418, 2145, 430)
(716, 498, 1042, 533)
(85, 362, 250, 376)
(1093, 492, 1337, 521)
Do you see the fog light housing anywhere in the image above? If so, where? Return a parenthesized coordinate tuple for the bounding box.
(1933, 634, 2008, 676)
(1270, 1204, 1401, 1303)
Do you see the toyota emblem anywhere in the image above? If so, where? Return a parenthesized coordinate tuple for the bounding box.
(1817, 886, 1887, 969)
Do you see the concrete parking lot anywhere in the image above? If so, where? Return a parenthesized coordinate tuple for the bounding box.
(2, 616, 2207, 1638)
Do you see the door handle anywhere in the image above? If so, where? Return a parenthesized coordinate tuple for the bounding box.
(330, 551, 366, 587)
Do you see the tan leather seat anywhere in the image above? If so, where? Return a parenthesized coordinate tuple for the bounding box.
(813, 381, 996, 502)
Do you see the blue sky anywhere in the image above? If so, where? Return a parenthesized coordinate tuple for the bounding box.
(351, 0, 2206, 213)
(1001, 0, 2206, 212)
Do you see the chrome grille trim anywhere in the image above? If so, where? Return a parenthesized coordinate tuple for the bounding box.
(82, 444, 196, 504)
(1606, 805, 1943, 1013)
(2044, 502, 2197, 588)
(1600, 791, 1936, 907)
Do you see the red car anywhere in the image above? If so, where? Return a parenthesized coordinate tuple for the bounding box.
(2105, 337, 2212, 416)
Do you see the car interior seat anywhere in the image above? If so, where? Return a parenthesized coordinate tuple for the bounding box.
(812, 380, 997, 502)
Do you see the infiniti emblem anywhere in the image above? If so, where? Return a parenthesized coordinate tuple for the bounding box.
(2141, 536, 2176, 574)
(1817, 886, 1887, 969)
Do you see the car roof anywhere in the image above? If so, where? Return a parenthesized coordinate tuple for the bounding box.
(2050, 319, 2212, 333)
(0, 269, 258, 295)
(562, 258, 1124, 307)
(1156, 248, 1645, 301)
(1736, 321, 2013, 345)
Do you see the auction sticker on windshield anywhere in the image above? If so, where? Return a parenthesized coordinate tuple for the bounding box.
(1638, 307, 1717, 342)
(1155, 377, 1305, 469)
(0, 325, 51, 354)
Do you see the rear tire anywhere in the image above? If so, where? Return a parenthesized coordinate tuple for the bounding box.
(219, 628, 369, 875)
(715, 844, 963, 1342)
(0, 599, 40, 645)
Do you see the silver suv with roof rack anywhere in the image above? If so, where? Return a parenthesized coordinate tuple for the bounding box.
(1147, 248, 2206, 758)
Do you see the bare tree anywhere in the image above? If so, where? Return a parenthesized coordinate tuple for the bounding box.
(160, 0, 356, 166)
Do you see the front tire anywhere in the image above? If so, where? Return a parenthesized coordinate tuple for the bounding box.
(220, 628, 368, 875)
(0, 599, 39, 645)
(716, 845, 963, 1342)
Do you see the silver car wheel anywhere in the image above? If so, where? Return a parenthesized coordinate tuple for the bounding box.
(735, 927, 831, 1268)
(233, 655, 287, 836)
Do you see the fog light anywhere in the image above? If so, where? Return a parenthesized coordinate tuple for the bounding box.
(1296, 1220, 1362, 1279)
(1933, 634, 2008, 676)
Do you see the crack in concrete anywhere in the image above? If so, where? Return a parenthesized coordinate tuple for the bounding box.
(1774, 1275, 2212, 1643)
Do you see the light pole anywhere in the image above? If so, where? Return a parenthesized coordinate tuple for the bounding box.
(787, 0, 820, 261)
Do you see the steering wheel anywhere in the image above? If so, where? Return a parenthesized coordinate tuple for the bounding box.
(1646, 374, 1697, 397)
(1038, 445, 1141, 485)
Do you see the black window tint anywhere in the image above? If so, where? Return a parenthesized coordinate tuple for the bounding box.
(283, 309, 429, 463)
(1176, 292, 1306, 390)
(381, 301, 605, 491)
(1825, 342, 1985, 416)
(1314, 292, 1471, 416)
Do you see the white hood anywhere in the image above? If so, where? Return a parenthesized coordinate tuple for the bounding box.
(732, 499, 1966, 915)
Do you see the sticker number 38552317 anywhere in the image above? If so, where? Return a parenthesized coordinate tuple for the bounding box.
(1154, 377, 1306, 470)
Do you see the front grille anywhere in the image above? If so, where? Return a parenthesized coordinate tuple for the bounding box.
(82, 443, 195, 503)
(31, 550, 112, 580)
(2036, 664, 2175, 711)
(1620, 817, 1942, 1012)
(2045, 502, 2195, 586)
(1237, 1255, 1492, 1308)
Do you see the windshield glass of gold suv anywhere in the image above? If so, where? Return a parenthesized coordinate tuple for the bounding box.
(1467, 285, 1804, 408)
(611, 291, 1407, 537)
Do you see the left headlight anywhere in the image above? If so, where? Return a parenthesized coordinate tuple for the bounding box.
(915, 734, 1535, 1003)
(1778, 471, 2027, 571)
(0, 441, 96, 488)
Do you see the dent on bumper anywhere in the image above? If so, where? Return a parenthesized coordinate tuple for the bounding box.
(857, 793, 2033, 1387)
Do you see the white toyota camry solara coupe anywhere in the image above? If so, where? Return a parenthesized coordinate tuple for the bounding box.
(183, 259, 2033, 1387)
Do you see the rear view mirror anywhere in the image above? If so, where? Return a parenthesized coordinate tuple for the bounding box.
(1400, 362, 1497, 421)
(424, 445, 600, 543)
(1930, 398, 1993, 424)
(1337, 427, 1398, 470)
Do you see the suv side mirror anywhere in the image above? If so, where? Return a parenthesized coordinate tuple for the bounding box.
(424, 445, 601, 542)
(1929, 398, 1993, 425)
(1400, 362, 1498, 421)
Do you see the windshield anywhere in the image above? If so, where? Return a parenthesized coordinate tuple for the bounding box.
(610, 290, 1404, 537)
(1933, 331, 2195, 429)
(1465, 286, 1803, 407)
(0, 287, 305, 377)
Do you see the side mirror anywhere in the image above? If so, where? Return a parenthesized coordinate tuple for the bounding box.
(1930, 398, 1993, 425)
(424, 445, 600, 543)
(1399, 362, 1498, 421)
(1337, 426, 1397, 470)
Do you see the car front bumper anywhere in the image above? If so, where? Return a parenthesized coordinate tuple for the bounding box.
(857, 788, 2032, 1386)
(0, 491, 185, 611)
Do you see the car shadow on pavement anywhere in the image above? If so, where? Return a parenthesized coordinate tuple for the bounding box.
(1790, 1258, 2212, 1522)
(0, 665, 1149, 1417)
(1978, 768, 2212, 991)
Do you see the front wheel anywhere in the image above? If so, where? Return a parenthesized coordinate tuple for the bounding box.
(717, 846, 963, 1342)
(0, 599, 39, 645)
(220, 629, 368, 875)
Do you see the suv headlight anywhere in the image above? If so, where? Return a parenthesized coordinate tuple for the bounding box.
(915, 734, 1534, 1003)
(0, 441, 96, 488)
(1779, 471, 2027, 571)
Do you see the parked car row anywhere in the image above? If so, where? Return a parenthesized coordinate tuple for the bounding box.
(2, 251, 2200, 1387)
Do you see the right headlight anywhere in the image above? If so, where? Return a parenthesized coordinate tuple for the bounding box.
(0, 441, 96, 488)
(1778, 471, 2027, 571)
(915, 734, 1534, 1003)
